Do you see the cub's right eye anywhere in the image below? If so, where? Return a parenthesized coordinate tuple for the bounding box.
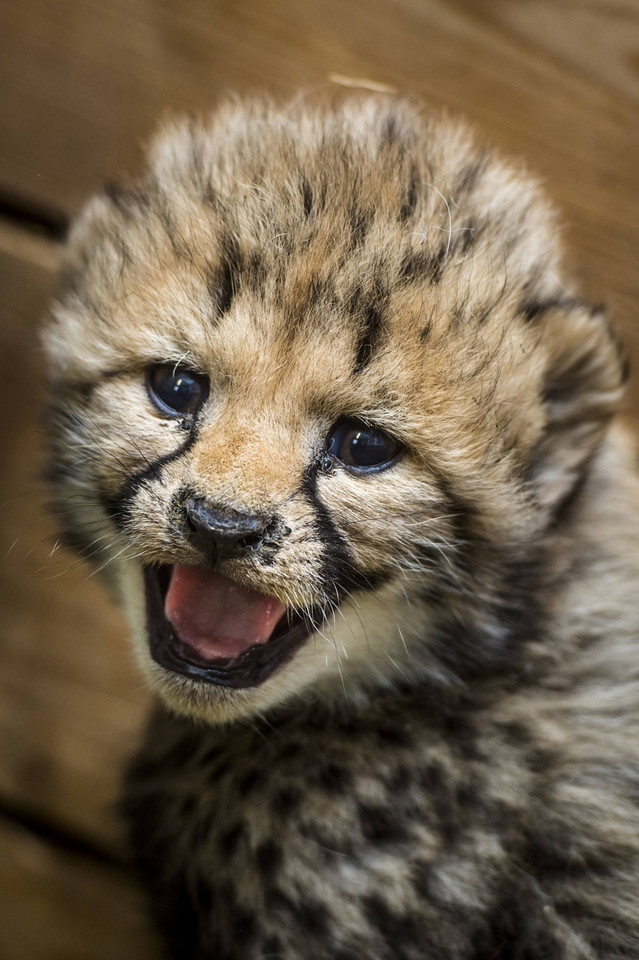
(146, 365, 210, 418)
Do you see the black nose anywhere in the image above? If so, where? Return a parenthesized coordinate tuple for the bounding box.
(184, 498, 270, 561)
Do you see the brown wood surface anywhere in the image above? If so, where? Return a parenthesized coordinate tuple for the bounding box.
(0, 222, 151, 854)
(0, 222, 156, 955)
(0, 815, 159, 960)
(0, 0, 637, 957)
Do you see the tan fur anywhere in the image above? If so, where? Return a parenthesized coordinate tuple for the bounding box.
(44, 95, 639, 958)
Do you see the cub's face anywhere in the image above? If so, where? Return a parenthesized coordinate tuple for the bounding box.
(45, 97, 624, 723)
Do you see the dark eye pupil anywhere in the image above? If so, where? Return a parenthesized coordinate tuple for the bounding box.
(147, 365, 209, 416)
(328, 421, 400, 471)
(349, 429, 389, 466)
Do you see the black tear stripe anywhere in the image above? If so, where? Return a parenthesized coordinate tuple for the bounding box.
(301, 467, 386, 606)
(104, 426, 200, 532)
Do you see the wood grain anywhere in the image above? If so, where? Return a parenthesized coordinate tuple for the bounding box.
(0, 222, 151, 850)
(0, 816, 159, 959)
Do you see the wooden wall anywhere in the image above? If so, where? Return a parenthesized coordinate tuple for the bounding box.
(0, 0, 637, 955)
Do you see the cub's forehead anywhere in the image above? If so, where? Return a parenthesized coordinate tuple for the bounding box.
(48, 96, 559, 394)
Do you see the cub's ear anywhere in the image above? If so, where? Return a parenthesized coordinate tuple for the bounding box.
(529, 300, 628, 512)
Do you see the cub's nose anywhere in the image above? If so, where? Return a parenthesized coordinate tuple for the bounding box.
(184, 498, 270, 562)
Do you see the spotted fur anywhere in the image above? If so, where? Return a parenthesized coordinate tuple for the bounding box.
(44, 95, 639, 958)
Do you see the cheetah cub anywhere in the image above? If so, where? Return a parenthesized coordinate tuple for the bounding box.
(45, 96, 639, 958)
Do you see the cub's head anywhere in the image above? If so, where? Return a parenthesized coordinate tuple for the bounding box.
(44, 96, 625, 723)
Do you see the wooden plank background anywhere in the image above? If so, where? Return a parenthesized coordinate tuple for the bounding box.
(0, 0, 637, 955)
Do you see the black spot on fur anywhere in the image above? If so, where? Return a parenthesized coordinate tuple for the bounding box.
(209, 231, 242, 316)
(334, 950, 361, 960)
(218, 822, 244, 858)
(210, 880, 249, 958)
(297, 898, 331, 938)
(317, 763, 353, 794)
(155, 884, 200, 959)
(376, 724, 412, 747)
(194, 874, 214, 915)
(267, 888, 331, 938)
(209, 758, 231, 781)
(237, 767, 265, 796)
(244, 248, 267, 289)
(518, 295, 578, 323)
(348, 202, 372, 247)
(279, 272, 335, 336)
(420, 761, 464, 845)
(179, 796, 197, 817)
(455, 156, 486, 197)
(200, 744, 223, 765)
(400, 246, 446, 284)
(264, 886, 291, 912)
(277, 741, 302, 761)
(381, 113, 401, 144)
(419, 762, 445, 791)
(353, 304, 385, 373)
(234, 907, 259, 946)
(121, 783, 200, 958)
(499, 720, 534, 746)
(432, 546, 545, 680)
(255, 839, 283, 881)
(363, 895, 420, 952)
(103, 181, 147, 219)
(358, 803, 409, 844)
(470, 885, 566, 960)
(427, 464, 478, 558)
(458, 218, 480, 254)
(400, 165, 420, 223)
(420, 314, 433, 340)
(261, 935, 284, 955)
(301, 176, 314, 218)
(455, 780, 480, 808)
(522, 821, 614, 878)
(411, 859, 435, 898)
(272, 784, 303, 818)
(387, 765, 412, 793)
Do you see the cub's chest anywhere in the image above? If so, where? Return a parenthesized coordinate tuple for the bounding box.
(123, 702, 531, 959)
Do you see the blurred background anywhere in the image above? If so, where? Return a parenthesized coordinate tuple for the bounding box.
(0, 0, 638, 956)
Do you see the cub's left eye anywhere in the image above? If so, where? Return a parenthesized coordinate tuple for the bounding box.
(146, 365, 210, 418)
(327, 420, 401, 472)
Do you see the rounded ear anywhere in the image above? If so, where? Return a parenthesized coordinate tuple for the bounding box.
(529, 301, 628, 511)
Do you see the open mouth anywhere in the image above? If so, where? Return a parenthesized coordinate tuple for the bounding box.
(144, 565, 316, 689)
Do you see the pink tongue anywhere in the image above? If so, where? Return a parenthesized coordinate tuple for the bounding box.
(165, 566, 286, 661)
